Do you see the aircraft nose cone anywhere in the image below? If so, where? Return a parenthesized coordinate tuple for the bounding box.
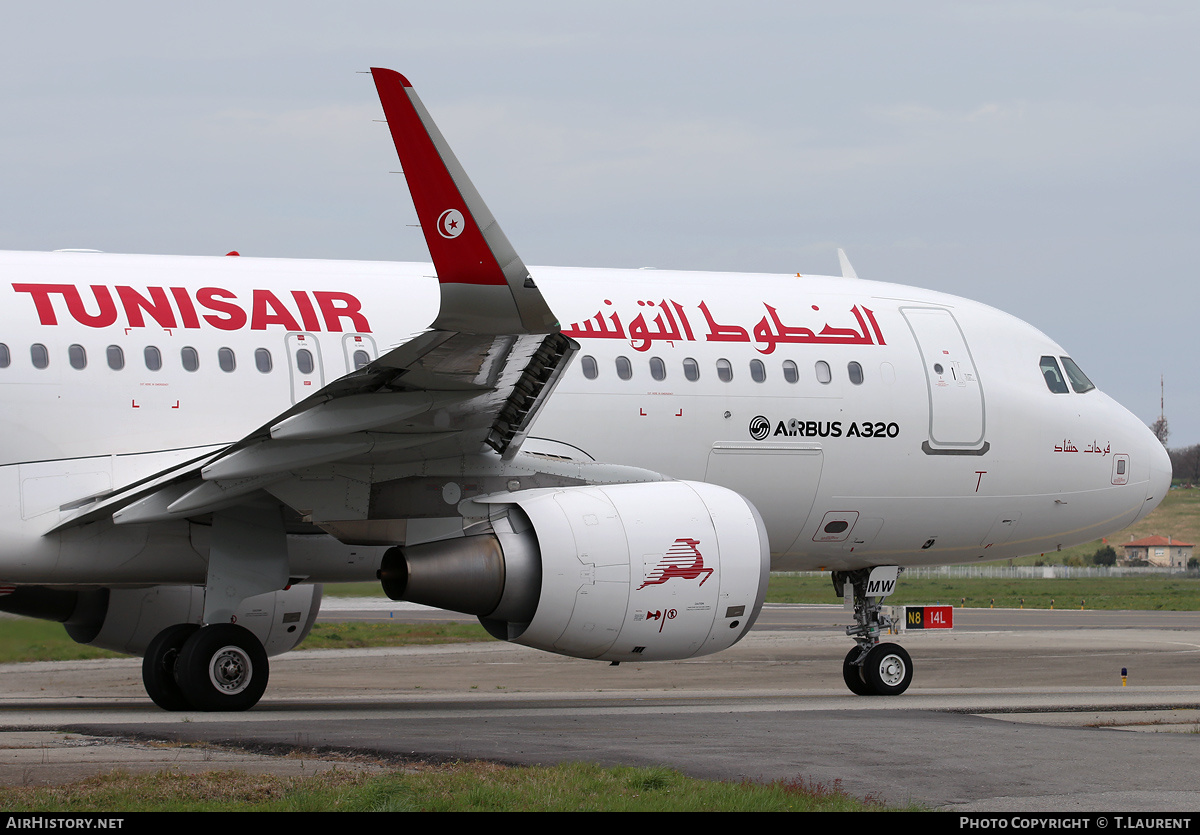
(1147, 438, 1172, 510)
(1131, 434, 1173, 525)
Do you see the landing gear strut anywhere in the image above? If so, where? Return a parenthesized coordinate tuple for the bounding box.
(140, 505, 287, 712)
(834, 567, 913, 696)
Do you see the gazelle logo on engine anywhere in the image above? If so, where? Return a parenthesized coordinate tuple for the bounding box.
(749, 415, 771, 440)
(639, 538, 713, 589)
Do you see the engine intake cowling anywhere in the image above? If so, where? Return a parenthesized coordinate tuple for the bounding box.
(381, 481, 770, 662)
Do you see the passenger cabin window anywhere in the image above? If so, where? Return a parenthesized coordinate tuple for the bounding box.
(295, 348, 314, 375)
(1060, 356, 1095, 394)
(0, 344, 9, 368)
(581, 355, 598, 380)
(749, 359, 766, 383)
(218, 347, 236, 373)
(815, 360, 831, 384)
(649, 357, 666, 381)
(181, 347, 199, 372)
(716, 359, 733, 382)
(848, 361, 863, 385)
(31, 344, 49, 369)
(683, 357, 700, 381)
(256, 348, 274, 373)
(782, 360, 798, 383)
(69, 344, 87, 370)
(144, 346, 162, 371)
(615, 356, 632, 381)
(353, 350, 371, 370)
(1040, 356, 1068, 393)
(107, 345, 124, 370)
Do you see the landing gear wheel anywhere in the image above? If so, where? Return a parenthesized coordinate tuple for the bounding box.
(142, 623, 200, 711)
(862, 643, 913, 696)
(842, 647, 874, 696)
(175, 624, 269, 712)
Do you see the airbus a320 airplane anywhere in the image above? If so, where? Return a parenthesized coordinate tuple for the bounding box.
(0, 70, 1171, 710)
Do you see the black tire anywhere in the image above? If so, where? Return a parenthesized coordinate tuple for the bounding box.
(142, 623, 200, 711)
(862, 643, 913, 696)
(842, 647, 875, 696)
(175, 624, 269, 712)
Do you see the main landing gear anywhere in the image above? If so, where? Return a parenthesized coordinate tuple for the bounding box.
(142, 623, 269, 712)
(141, 506, 287, 711)
(834, 567, 913, 696)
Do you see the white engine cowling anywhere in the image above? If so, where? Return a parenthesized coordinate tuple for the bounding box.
(0, 584, 323, 658)
(381, 481, 770, 662)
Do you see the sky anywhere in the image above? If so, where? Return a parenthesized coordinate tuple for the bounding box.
(0, 2, 1196, 445)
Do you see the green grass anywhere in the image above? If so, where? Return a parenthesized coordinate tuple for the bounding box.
(767, 573, 1200, 609)
(299, 621, 490, 648)
(1005, 485, 1200, 566)
(0, 616, 124, 662)
(0, 762, 904, 812)
(6, 572, 1199, 668)
(2, 487, 1195, 664)
(0, 617, 492, 663)
(324, 582, 394, 597)
(759, 485, 1200, 608)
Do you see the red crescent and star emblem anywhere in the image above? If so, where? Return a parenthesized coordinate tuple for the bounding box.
(437, 208, 465, 239)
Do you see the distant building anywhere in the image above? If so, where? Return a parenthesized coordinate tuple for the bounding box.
(1122, 535, 1194, 568)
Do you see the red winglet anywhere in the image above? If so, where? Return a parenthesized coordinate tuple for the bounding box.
(371, 69, 557, 335)
(372, 69, 505, 288)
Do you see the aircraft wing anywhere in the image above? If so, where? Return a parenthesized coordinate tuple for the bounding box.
(49, 69, 581, 533)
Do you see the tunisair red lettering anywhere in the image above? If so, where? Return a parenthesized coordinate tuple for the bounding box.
(170, 286, 202, 329)
(116, 286, 178, 329)
(12, 284, 119, 327)
(291, 290, 322, 332)
(12, 283, 61, 323)
(71, 286, 119, 327)
(251, 289, 302, 331)
(12, 283, 373, 334)
(196, 287, 248, 330)
(313, 291, 371, 333)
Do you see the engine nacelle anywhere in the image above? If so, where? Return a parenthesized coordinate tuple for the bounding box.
(380, 481, 770, 662)
(0, 584, 322, 658)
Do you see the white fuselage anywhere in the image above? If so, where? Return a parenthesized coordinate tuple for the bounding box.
(0, 250, 1170, 584)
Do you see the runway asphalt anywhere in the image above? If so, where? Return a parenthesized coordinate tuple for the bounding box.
(3, 601, 1199, 811)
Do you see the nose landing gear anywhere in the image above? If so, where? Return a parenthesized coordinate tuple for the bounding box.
(835, 567, 913, 696)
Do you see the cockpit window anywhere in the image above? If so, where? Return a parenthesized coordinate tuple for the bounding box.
(1059, 356, 1095, 394)
(1040, 356, 1069, 393)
